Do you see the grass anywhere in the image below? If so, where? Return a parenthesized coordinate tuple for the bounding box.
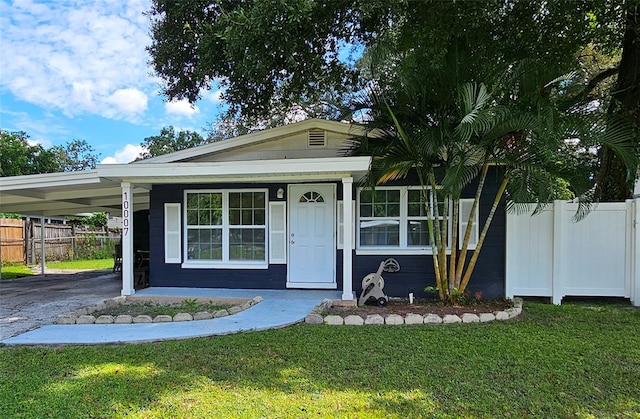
(46, 258, 114, 270)
(1, 258, 114, 280)
(1, 301, 639, 418)
(0, 264, 34, 280)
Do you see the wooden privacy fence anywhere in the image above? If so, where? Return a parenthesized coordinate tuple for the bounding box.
(0, 218, 24, 262)
(0, 218, 120, 264)
(506, 199, 640, 306)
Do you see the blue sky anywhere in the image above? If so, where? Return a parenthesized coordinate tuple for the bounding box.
(0, 0, 225, 164)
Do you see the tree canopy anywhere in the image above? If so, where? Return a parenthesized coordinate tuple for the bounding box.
(137, 126, 209, 160)
(0, 130, 99, 177)
(147, 0, 638, 199)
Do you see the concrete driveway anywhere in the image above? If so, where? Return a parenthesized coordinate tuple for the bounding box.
(0, 269, 121, 340)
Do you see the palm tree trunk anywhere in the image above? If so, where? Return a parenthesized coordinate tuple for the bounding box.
(455, 162, 489, 285)
(459, 175, 509, 292)
(420, 173, 444, 300)
(449, 198, 459, 294)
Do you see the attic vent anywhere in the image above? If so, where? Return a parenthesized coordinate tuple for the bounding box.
(307, 129, 326, 148)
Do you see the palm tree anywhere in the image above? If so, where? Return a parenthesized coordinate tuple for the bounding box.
(350, 57, 634, 304)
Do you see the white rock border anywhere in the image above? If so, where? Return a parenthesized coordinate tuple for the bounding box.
(56, 296, 263, 325)
(305, 298, 523, 325)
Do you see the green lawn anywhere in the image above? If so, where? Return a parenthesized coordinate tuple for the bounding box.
(1, 302, 639, 418)
(0, 264, 34, 279)
(45, 258, 114, 270)
(1, 259, 113, 280)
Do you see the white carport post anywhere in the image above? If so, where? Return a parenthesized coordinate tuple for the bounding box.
(40, 214, 46, 275)
(342, 177, 354, 300)
(121, 182, 135, 296)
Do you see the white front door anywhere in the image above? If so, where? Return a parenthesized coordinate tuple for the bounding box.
(288, 184, 336, 288)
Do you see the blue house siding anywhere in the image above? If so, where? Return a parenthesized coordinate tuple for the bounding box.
(147, 172, 505, 298)
(349, 168, 506, 300)
(148, 183, 290, 289)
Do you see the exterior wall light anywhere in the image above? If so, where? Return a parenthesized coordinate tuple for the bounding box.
(277, 188, 285, 199)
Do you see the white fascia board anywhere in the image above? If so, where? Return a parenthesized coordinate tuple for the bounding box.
(0, 170, 101, 191)
(98, 156, 372, 182)
(138, 119, 370, 164)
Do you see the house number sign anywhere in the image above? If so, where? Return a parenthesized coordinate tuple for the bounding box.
(122, 191, 130, 236)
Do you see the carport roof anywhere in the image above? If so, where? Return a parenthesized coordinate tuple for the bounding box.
(0, 170, 151, 217)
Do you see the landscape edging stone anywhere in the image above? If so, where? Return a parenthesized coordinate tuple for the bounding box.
(57, 296, 263, 325)
(305, 298, 524, 326)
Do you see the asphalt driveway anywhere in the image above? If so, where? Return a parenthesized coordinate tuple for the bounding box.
(0, 269, 121, 340)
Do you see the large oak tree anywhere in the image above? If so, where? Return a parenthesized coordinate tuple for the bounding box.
(147, 0, 639, 199)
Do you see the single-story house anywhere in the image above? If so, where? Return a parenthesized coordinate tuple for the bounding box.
(0, 119, 505, 301)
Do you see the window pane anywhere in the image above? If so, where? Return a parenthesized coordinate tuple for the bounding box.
(187, 228, 222, 260)
(212, 209, 222, 225)
(360, 189, 372, 203)
(242, 210, 253, 225)
(187, 210, 199, 225)
(229, 192, 240, 209)
(229, 228, 266, 261)
(387, 203, 400, 217)
(229, 209, 240, 225)
(408, 190, 427, 216)
(254, 209, 265, 225)
(373, 203, 387, 217)
(198, 193, 211, 208)
(359, 220, 399, 246)
(186, 194, 198, 209)
(255, 193, 265, 207)
(242, 192, 253, 207)
(198, 210, 211, 225)
(360, 203, 372, 217)
(407, 220, 430, 246)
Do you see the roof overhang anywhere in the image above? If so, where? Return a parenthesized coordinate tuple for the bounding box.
(0, 156, 372, 217)
(99, 156, 372, 184)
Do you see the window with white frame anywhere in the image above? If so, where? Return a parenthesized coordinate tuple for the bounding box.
(185, 190, 267, 265)
(357, 186, 449, 251)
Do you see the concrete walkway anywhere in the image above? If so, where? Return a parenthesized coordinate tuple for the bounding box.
(1, 287, 339, 345)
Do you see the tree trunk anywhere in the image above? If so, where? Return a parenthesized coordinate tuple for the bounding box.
(595, 0, 640, 201)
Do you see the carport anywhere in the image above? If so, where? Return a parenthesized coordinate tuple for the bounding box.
(0, 170, 149, 295)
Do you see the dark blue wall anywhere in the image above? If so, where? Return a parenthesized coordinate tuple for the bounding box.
(148, 173, 505, 298)
(149, 182, 290, 289)
(349, 168, 506, 299)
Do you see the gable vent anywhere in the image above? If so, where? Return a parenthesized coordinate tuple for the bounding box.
(308, 129, 326, 148)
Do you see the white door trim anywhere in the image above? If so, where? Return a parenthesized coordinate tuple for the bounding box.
(287, 183, 336, 289)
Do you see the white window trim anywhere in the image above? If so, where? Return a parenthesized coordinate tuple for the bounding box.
(356, 186, 452, 255)
(182, 188, 268, 269)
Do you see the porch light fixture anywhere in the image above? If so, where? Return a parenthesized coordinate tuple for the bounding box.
(277, 188, 284, 199)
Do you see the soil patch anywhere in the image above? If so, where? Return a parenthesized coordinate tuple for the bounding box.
(325, 298, 513, 317)
(92, 297, 244, 318)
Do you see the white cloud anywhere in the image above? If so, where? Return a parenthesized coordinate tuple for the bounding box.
(0, 0, 154, 122)
(101, 144, 145, 164)
(105, 88, 148, 117)
(165, 99, 200, 118)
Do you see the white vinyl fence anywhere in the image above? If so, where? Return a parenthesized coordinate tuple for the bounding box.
(506, 199, 639, 306)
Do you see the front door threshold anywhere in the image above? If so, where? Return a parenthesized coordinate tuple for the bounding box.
(287, 282, 337, 289)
